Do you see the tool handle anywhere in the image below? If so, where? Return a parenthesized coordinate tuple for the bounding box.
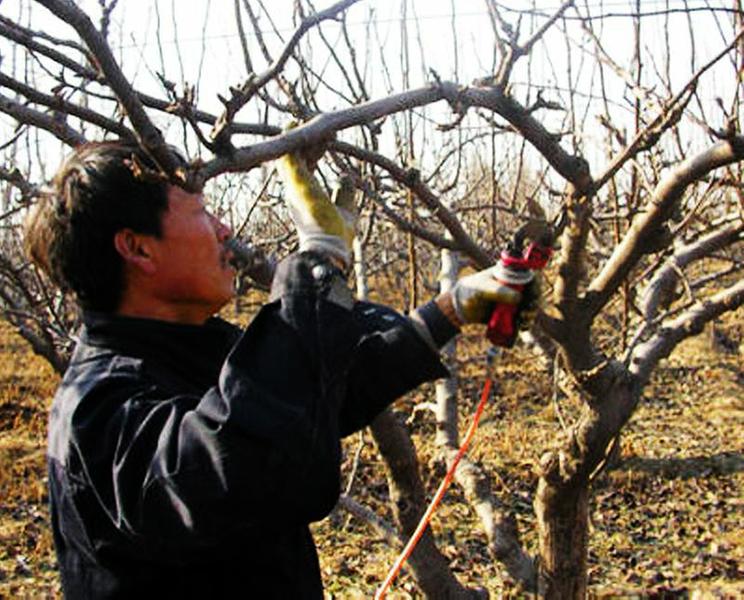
(486, 286, 523, 347)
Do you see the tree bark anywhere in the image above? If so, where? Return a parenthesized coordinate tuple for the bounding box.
(370, 410, 479, 599)
(534, 479, 589, 599)
(531, 362, 638, 599)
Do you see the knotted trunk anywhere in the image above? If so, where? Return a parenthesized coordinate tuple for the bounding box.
(534, 477, 589, 599)
(529, 357, 638, 599)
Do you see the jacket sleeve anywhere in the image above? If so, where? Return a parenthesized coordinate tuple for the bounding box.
(336, 302, 450, 436)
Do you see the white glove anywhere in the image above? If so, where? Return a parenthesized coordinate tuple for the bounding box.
(450, 264, 533, 325)
(276, 150, 357, 269)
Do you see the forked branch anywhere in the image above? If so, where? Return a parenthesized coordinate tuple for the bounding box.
(210, 0, 362, 151)
(34, 0, 184, 180)
(587, 136, 744, 316)
(630, 278, 744, 383)
(640, 222, 743, 322)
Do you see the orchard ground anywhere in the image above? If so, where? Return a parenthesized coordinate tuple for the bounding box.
(0, 304, 742, 598)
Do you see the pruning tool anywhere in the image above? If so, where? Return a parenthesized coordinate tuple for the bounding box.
(225, 237, 276, 290)
(486, 224, 554, 347)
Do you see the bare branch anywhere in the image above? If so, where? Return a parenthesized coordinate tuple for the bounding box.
(0, 91, 86, 146)
(198, 83, 452, 177)
(591, 28, 744, 195)
(35, 0, 183, 179)
(0, 166, 41, 204)
(641, 222, 743, 322)
(336, 494, 402, 547)
(99, 0, 120, 42)
(233, 0, 254, 75)
(630, 278, 744, 383)
(0, 15, 90, 65)
(521, 1, 575, 57)
(332, 140, 492, 266)
(461, 86, 592, 192)
(489, 0, 575, 87)
(587, 136, 744, 316)
(580, 16, 660, 110)
(0, 71, 134, 140)
(360, 186, 459, 252)
(200, 80, 593, 196)
(0, 17, 277, 139)
(209, 0, 362, 151)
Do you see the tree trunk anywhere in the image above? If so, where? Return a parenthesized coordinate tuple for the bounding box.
(534, 477, 589, 599)
(530, 358, 637, 599)
(370, 410, 479, 599)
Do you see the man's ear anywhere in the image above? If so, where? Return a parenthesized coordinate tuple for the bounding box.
(113, 229, 157, 275)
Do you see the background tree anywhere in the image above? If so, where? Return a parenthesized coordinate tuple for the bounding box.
(0, 1, 742, 597)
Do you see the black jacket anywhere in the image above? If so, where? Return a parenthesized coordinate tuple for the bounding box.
(48, 253, 448, 598)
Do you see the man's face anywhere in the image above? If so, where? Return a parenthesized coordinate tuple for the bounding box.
(148, 185, 236, 322)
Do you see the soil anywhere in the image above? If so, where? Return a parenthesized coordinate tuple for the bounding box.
(0, 309, 741, 599)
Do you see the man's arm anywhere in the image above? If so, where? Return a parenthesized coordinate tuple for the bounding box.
(335, 269, 535, 435)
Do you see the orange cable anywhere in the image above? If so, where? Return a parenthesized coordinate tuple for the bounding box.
(374, 376, 494, 600)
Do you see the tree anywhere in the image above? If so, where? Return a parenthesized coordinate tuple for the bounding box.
(0, 1, 742, 597)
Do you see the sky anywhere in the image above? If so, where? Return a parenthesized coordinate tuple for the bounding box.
(7, 1, 736, 102)
(1, 0, 741, 195)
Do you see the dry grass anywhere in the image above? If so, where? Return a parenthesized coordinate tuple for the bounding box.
(0, 321, 59, 598)
(0, 306, 742, 599)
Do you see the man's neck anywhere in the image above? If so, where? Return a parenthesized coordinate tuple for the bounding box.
(116, 296, 211, 326)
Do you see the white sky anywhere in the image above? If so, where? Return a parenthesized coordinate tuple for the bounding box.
(1, 0, 740, 194)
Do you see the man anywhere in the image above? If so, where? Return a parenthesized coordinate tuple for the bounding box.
(25, 141, 532, 598)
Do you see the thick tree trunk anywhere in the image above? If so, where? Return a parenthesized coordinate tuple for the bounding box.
(529, 357, 638, 599)
(534, 478, 589, 599)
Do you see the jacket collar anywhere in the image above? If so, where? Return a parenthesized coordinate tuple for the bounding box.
(78, 311, 241, 389)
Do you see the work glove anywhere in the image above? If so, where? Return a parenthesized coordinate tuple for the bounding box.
(449, 263, 534, 325)
(276, 135, 357, 269)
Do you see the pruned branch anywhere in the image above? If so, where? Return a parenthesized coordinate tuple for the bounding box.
(199, 83, 454, 181)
